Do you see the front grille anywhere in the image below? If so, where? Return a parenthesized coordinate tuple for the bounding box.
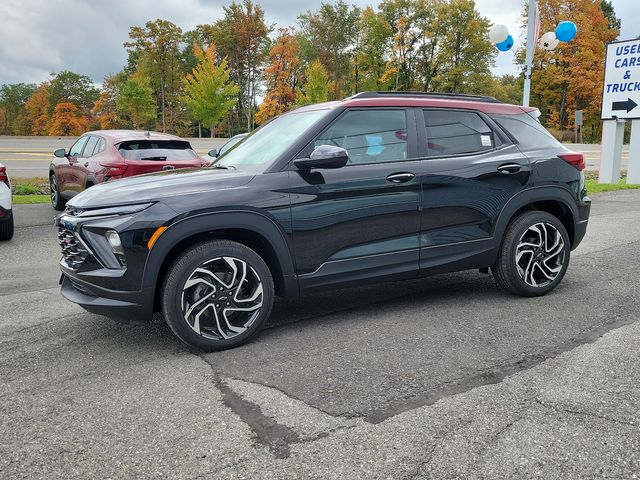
(58, 227, 89, 270)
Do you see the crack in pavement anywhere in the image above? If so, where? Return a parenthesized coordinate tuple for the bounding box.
(534, 399, 638, 429)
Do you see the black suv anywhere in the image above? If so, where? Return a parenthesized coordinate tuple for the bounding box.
(56, 92, 590, 350)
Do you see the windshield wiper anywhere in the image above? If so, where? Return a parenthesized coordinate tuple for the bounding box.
(140, 156, 167, 161)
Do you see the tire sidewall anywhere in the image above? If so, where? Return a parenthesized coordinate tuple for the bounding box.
(162, 241, 274, 351)
(502, 211, 571, 296)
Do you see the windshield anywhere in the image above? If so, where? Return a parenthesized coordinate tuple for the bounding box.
(215, 109, 329, 171)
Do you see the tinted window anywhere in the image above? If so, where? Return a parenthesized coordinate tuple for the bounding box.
(423, 110, 494, 157)
(315, 109, 408, 164)
(69, 136, 89, 157)
(493, 113, 561, 150)
(83, 136, 99, 157)
(118, 140, 198, 161)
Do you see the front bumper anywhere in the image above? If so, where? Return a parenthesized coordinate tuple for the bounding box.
(60, 274, 154, 323)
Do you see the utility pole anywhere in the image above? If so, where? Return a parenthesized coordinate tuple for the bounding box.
(522, 0, 537, 107)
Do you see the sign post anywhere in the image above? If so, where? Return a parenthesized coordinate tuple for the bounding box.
(600, 38, 640, 183)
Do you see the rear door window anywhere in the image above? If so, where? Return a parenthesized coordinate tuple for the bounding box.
(314, 109, 408, 164)
(83, 136, 99, 157)
(118, 140, 198, 161)
(423, 110, 496, 157)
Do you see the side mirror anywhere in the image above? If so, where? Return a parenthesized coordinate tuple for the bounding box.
(54, 148, 67, 158)
(208, 149, 218, 158)
(294, 145, 349, 170)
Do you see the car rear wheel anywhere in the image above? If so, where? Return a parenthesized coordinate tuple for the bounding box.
(0, 212, 13, 241)
(493, 211, 570, 297)
(50, 174, 66, 211)
(161, 240, 274, 351)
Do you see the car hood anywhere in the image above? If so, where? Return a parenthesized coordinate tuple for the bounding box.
(68, 168, 255, 209)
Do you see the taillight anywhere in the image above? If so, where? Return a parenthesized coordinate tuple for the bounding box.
(100, 162, 128, 177)
(558, 152, 585, 171)
(0, 164, 9, 188)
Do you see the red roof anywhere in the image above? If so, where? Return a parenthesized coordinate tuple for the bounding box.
(341, 96, 537, 115)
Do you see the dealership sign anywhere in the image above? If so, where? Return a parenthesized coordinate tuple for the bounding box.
(601, 38, 640, 120)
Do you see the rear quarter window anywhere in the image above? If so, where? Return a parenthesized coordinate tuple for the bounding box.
(492, 113, 562, 150)
(423, 110, 496, 157)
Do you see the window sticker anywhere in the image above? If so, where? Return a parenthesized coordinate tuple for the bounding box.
(480, 135, 492, 147)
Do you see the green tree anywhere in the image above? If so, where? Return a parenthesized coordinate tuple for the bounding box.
(47, 71, 99, 116)
(296, 60, 333, 106)
(116, 76, 157, 130)
(490, 74, 523, 104)
(182, 44, 239, 137)
(358, 7, 393, 91)
(298, 0, 361, 97)
(600, 0, 621, 33)
(429, 0, 495, 94)
(0, 83, 36, 134)
(125, 19, 185, 132)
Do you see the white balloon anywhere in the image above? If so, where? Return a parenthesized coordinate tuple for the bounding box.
(489, 24, 509, 44)
(538, 31, 559, 51)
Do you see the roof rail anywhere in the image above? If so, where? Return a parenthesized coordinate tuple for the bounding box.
(350, 91, 502, 104)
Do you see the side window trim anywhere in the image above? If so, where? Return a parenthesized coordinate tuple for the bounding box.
(417, 108, 507, 159)
(303, 107, 418, 167)
(82, 135, 100, 158)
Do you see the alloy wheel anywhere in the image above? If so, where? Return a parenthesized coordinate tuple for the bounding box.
(180, 256, 264, 340)
(50, 176, 57, 205)
(515, 222, 566, 288)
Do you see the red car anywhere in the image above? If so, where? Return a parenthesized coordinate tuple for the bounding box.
(49, 130, 208, 210)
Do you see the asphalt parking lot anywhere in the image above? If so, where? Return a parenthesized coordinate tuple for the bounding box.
(2, 190, 640, 479)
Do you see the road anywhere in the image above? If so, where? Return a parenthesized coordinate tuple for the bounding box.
(0, 136, 631, 179)
(1, 191, 640, 478)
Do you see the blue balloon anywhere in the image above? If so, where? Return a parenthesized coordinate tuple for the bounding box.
(496, 34, 514, 52)
(555, 21, 577, 42)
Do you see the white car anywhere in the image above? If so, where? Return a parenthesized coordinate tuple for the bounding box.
(0, 163, 13, 240)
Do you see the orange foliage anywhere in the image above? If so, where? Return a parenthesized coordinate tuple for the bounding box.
(48, 102, 87, 136)
(256, 29, 301, 124)
(24, 83, 50, 135)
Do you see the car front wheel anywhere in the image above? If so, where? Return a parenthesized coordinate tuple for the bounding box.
(161, 239, 274, 351)
(493, 211, 570, 297)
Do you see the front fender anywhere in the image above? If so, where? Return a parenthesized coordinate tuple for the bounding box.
(141, 209, 298, 297)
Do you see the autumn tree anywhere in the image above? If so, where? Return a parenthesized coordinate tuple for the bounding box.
(523, 0, 619, 139)
(125, 19, 185, 132)
(296, 60, 333, 106)
(116, 75, 157, 130)
(48, 102, 86, 136)
(93, 73, 126, 130)
(207, 1, 271, 132)
(182, 43, 239, 136)
(24, 83, 50, 135)
(298, 1, 361, 97)
(256, 30, 302, 124)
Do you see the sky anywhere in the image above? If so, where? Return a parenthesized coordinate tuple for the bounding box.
(0, 0, 638, 87)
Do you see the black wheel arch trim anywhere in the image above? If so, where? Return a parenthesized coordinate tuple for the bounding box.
(494, 185, 583, 248)
(142, 209, 299, 299)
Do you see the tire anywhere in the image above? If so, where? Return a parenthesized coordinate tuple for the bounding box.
(0, 212, 14, 241)
(493, 211, 570, 297)
(50, 173, 66, 211)
(161, 239, 275, 351)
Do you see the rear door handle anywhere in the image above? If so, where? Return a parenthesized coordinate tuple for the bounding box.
(386, 172, 415, 183)
(497, 163, 522, 174)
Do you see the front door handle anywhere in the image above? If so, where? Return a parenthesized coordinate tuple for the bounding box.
(497, 163, 522, 174)
(386, 172, 415, 183)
